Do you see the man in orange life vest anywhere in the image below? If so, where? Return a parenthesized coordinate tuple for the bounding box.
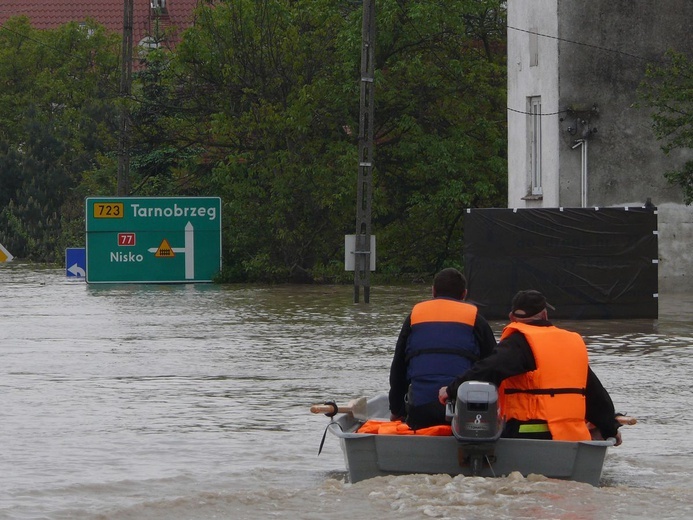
(389, 268, 497, 430)
(438, 289, 623, 445)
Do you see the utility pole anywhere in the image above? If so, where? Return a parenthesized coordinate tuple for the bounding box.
(117, 0, 134, 196)
(354, 0, 375, 303)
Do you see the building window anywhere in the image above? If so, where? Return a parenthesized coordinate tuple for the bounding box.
(529, 97, 542, 196)
(529, 28, 538, 67)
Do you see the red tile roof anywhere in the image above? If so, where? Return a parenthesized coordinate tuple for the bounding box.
(0, 0, 201, 50)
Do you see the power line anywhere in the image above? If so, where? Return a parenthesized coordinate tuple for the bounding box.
(507, 107, 567, 117)
(1, 18, 659, 68)
(0, 13, 674, 120)
(507, 25, 653, 63)
(504, 25, 668, 116)
(388, 3, 658, 117)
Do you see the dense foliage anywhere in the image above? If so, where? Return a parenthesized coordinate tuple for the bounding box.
(0, 0, 508, 281)
(639, 51, 693, 205)
(0, 17, 120, 262)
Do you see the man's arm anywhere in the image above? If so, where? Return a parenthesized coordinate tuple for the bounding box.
(388, 315, 411, 419)
(444, 332, 534, 401)
(585, 367, 620, 440)
(473, 313, 498, 359)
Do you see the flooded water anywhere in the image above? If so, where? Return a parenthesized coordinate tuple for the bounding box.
(1, 262, 692, 519)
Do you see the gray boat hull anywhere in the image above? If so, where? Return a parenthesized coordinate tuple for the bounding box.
(328, 394, 615, 486)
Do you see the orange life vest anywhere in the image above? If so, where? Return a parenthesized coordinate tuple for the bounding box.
(498, 322, 591, 441)
(357, 419, 452, 436)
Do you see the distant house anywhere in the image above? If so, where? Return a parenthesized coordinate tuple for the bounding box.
(507, 1, 693, 292)
(0, 0, 201, 54)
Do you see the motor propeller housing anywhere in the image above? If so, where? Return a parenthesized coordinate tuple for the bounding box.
(446, 381, 503, 442)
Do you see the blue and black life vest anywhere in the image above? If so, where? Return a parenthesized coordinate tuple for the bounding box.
(405, 298, 480, 407)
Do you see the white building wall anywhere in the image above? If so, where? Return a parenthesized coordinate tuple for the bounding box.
(507, 0, 560, 208)
(506, 0, 693, 292)
(656, 204, 693, 292)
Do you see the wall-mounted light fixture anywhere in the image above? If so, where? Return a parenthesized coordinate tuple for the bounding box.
(561, 104, 599, 141)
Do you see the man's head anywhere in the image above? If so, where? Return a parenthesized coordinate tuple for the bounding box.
(432, 268, 467, 300)
(509, 290, 555, 321)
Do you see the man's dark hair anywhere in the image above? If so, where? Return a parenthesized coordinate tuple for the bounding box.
(433, 268, 467, 299)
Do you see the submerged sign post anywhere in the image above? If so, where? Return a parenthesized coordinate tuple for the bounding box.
(86, 197, 222, 283)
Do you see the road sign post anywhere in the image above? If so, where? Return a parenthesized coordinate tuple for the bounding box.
(85, 197, 222, 283)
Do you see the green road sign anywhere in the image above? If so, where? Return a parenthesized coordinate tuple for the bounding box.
(86, 197, 222, 283)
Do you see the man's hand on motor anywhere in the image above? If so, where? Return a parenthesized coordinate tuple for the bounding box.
(438, 387, 449, 405)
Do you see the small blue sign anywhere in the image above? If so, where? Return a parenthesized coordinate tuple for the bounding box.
(66, 247, 86, 278)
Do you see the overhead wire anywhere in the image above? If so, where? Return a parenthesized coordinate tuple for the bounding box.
(505, 25, 661, 116)
(507, 25, 653, 63)
(0, 8, 678, 119)
(387, 2, 661, 117)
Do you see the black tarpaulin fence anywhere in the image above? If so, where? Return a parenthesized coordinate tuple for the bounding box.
(463, 207, 658, 319)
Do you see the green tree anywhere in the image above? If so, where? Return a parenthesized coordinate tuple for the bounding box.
(1, 1, 508, 277)
(370, 0, 507, 275)
(158, 0, 506, 281)
(640, 51, 693, 205)
(0, 17, 120, 261)
(158, 0, 361, 281)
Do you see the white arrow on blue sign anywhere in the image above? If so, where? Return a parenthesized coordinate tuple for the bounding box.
(66, 247, 86, 278)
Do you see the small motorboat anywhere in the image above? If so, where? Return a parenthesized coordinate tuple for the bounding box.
(313, 381, 617, 486)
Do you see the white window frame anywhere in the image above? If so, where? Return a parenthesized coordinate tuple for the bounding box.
(529, 96, 543, 196)
(529, 28, 539, 67)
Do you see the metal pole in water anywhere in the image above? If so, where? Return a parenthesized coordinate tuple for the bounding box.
(354, 0, 375, 303)
(117, 0, 134, 196)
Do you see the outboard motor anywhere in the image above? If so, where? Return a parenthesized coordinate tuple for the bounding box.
(447, 381, 503, 442)
(445, 381, 504, 475)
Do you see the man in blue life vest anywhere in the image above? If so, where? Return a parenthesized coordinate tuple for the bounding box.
(389, 268, 497, 429)
(438, 289, 623, 445)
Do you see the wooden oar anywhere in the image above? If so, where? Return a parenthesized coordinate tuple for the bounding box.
(310, 397, 368, 421)
(312, 398, 368, 455)
(586, 415, 637, 431)
(615, 415, 637, 426)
